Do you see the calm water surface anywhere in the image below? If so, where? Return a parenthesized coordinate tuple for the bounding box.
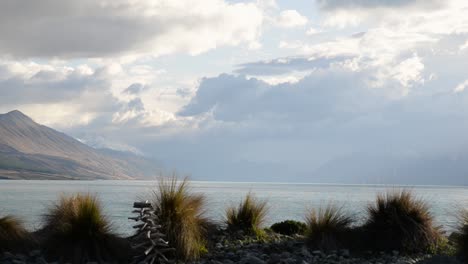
(1, 180, 467, 235)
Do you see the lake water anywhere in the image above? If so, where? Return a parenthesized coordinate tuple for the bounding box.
(1, 180, 467, 235)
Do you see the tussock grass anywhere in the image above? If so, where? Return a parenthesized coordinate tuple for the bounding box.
(456, 210, 468, 262)
(226, 192, 268, 237)
(41, 193, 130, 263)
(363, 190, 442, 253)
(0, 215, 34, 253)
(152, 176, 209, 261)
(305, 204, 354, 251)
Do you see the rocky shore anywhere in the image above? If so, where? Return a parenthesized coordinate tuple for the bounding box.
(0, 227, 463, 264)
(1, 250, 461, 264)
(1, 250, 47, 264)
(187, 232, 462, 264)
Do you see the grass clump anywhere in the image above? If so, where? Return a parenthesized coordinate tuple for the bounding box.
(152, 176, 209, 261)
(41, 193, 130, 263)
(226, 193, 268, 238)
(271, 220, 307, 236)
(305, 204, 354, 251)
(363, 190, 442, 253)
(0, 215, 34, 253)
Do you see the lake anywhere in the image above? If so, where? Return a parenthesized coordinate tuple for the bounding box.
(1, 180, 467, 235)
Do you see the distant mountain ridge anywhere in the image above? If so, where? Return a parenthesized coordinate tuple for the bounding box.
(0, 110, 159, 180)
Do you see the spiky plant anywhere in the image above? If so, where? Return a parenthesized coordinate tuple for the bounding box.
(129, 201, 174, 263)
(0, 215, 34, 253)
(363, 190, 441, 253)
(225, 192, 268, 237)
(41, 193, 131, 263)
(305, 204, 354, 251)
(152, 176, 209, 261)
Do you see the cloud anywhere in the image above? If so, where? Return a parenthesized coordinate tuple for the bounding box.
(455, 80, 468, 93)
(276, 10, 308, 28)
(86, 50, 467, 184)
(179, 70, 381, 123)
(306, 27, 322, 35)
(0, 0, 264, 58)
(154, 49, 468, 182)
(0, 61, 106, 105)
(317, 0, 444, 11)
(235, 56, 350, 76)
(0, 59, 172, 129)
(316, 0, 453, 28)
(123, 83, 145, 95)
(460, 40, 468, 51)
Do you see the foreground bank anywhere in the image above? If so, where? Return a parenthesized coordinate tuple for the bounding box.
(1, 177, 467, 264)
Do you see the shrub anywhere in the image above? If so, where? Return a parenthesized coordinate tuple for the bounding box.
(0, 215, 34, 253)
(226, 193, 268, 238)
(363, 190, 442, 253)
(305, 204, 354, 251)
(271, 220, 307, 236)
(152, 176, 209, 261)
(41, 193, 130, 263)
(456, 210, 468, 262)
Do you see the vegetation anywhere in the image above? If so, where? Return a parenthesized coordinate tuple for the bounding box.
(456, 210, 468, 263)
(363, 190, 442, 253)
(1, 188, 466, 261)
(226, 192, 268, 238)
(305, 204, 354, 251)
(271, 220, 307, 236)
(0, 215, 34, 253)
(129, 201, 174, 263)
(151, 176, 209, 261)
(41, 193, 130, 263)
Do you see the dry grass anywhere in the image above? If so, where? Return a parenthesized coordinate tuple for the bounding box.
(41, 193, 130, 263)
(305, 204, 354, 251)
(363, 190, 442, 253)
(225, 192, 268, 237)
(0, 215, 34, 253)
(152, 176, 209, 261)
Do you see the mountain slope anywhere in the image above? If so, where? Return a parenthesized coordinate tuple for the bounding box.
(0, 110, 159, 180)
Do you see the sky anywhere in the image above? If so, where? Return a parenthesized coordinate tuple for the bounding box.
(1, 0, 468, 183)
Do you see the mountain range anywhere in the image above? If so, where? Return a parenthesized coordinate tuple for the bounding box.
(0, 110, 159, 180)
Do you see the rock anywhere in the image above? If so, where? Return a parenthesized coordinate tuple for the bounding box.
(36, 258, 49, 264)
(340, 249, 350, 257)
(240, 255, 265, 264)
(226, 252, 237, 259)
(280, 251, 291, 259)
(301, 247, 312, 258)
(416, 255, 462, 264)
(28, 250, 41, 257)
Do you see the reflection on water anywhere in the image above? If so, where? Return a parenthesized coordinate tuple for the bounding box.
(1, 180, 467, 235)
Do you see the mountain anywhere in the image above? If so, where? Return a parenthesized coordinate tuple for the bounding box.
(0, 110, 160, 180)
(310, 153, 468, 185)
